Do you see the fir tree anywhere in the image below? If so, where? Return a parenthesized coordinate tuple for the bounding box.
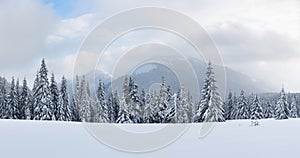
(274, 88, 289, 120)
(236, 90, 250, 119)
(187, 91, 194, 122)
(155, 77, 175, 123)
(32, 59, 54, 120)
(250, 95, 264, 120)
(230, 95, 238, 120)
(194, 62, 225, 122)
(150, 91, 159, 123)
(57, 76, 72, 121)
(116, 97, 132, 123)
(7, 77, 18, 119)
(224, 92, 234, 120)
(140, 89, 146, 122)
(78, 76, 92, 122)
(176, 87, 190, 123)
(264, 101, 274, 119)
(32, 72, 39, 93)
(107, 90, 120, 123)
(118, 76, 134, 123)
(143, 91, 153, 123)
(0, 77, 8, 119)
(127, 77, 142, 123)
(62, 76, 72, 121)
(96, 80, 109, 123)
(49, 73, 59, 120)
(289, 96, 298, 118)
(20, 78, 32, 120)
(71, 75, 81, 121)
(16, 79, 22, 119)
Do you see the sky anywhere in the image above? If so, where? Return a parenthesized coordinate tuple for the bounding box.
(0, 0, 299, 92)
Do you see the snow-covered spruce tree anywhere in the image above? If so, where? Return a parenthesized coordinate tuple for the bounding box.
(165, 91, 176, 123)
(107, 92, 113, 123)
(16, 79, 23, 119)
(152, 91, 161, 123)
(0, 77, 8, 119)
(71, 75, 81, 121)
(264, 101, 274, 119)
(187, 91, 195, 122)
(107, 90, 120, 123)
(78, 76, 92, 122)
(49, 73, 59, 120)
(143, 91, 153, 123)
(155, 77, 175, 123)
(174, 89, 182, 123)
(250, 95, 264, 120)
(289, 96, 298, 118)
(20, 78, 32, 120)
(175, 87, 191, 123)
(229, 95, 238, 120)
(274, 88, 289, 120)
(33, 59, 55, 120)
(224, 92, 234, 120)
(236, 90, 250, 119)
(296, 96, 300, 117)
(194, 62, 225, 122)
(127, 77, 143, 123)
(96, 80, 109, 123)
(116, 97, 133, 123)
(117, 76, 133, 123)
(112, 90, 121, 123)
(140, 89, 146, 122)
(7, 77, 18, 119)
(57, 76, 72, 121)
(63, 77, 72, 121)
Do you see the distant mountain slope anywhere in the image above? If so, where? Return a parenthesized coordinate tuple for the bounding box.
(73, 57, 275, 98)
(105, 58, 274, 97)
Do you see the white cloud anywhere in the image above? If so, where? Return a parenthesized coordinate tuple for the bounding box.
(0, 0, 58, 69)
(88, 0, 300, 91)
(210, 21, 300, 63)
(47, 54, 76, 80)
(47, 13, 96, 43)
(1, 0, 300, 92)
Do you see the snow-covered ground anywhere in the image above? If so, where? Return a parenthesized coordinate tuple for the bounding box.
(0, 119, 299, 158)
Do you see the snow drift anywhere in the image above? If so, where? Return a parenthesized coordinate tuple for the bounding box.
(0, 119, 299, 158)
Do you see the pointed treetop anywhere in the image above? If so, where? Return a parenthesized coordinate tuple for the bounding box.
(281, 86, 285, 94)
(51, 73, 56, 81)
(10, 77, 15, 89)
(254, 94, 259, 101)
(206, 60, 214, 77)
(39, 58, 48, 80)
(208, 60, 212, 66)
(41, 58, 46, 68)
(161, 76, 165, 86)
(240, 90, 245, 96)
(23, 77, 27, 85)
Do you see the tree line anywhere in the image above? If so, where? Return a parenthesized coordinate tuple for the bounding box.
(0, 59, 298, 123)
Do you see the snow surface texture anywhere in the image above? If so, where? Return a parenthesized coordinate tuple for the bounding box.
(0, 119, 299, 158)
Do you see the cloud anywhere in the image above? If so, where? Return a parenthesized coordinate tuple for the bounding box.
(0, 0, 58, 69)
(210, 21, 300, 64)
(47, 53, 76, 80)
(1, 0, 299, 92)
(44, 13, 97, 60)
(47, 13, 96, 43)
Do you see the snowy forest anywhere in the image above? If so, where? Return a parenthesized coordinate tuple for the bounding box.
(0, 59, 299, 123)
